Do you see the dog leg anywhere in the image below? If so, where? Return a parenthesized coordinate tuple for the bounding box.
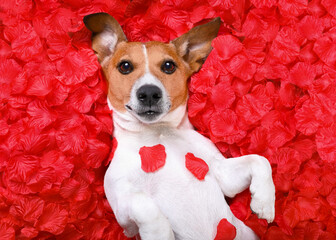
(130, 192, 175, 240)
(212, 154, 275, 223)
(104, 178, 174, 240)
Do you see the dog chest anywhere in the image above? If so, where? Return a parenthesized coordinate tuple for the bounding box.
(104, 129, 232, 239)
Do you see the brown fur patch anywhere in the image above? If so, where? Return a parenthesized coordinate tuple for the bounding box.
(145, 42, 191, 112)
(103, 42, 146, 112)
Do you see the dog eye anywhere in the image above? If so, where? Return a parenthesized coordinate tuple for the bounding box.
(118, 61, 134, 74)
(161, 60, 176, 74)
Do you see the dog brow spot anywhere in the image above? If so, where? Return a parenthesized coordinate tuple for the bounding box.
(139, 144, 166, 173)
(214, 218, 236, 240)
(185, 153, 209, 180)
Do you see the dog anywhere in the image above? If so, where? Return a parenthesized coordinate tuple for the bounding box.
(84, 13, 275, 240)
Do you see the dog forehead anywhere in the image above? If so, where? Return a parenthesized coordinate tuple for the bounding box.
(144, 41, 180, 62)
(110, 42, 145, 64)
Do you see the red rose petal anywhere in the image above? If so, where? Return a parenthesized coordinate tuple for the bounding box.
(316, 124, 336, 163)
(36, 203, 68, 235)
(0, 223, 15, 240)
(139, 144, 166, 173)
(225, 54, 257, 80)
(185, 153, 209, 180)
(214, 218, 237, 240)
(289, 62, 316, 89)
(298, 15, 324, 40)
(106, 138, 118, 166)
(9, 196, 44, 225)
(278, 0, 308, 17)
(210, 110, 246, 144)
(188, 93, 207, 117)
(211, 81, 236, 111)
(313, 36, 336, 67)
(212, 35, 243, 61)
(322, 0, 336, 18)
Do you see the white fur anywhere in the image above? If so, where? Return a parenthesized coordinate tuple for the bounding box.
(104, 46, 275, 240)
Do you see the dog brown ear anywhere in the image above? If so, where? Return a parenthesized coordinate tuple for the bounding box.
(84, 12, 127, 63)
(172, 17, 221, 73)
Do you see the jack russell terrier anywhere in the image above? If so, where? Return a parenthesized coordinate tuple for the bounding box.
(84, 13, 275, 240)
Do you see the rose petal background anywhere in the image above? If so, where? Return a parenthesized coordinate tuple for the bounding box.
(1, 0, 336, 239)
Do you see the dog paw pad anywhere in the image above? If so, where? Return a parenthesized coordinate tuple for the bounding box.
(139, 144, 166, 173)
(214, 218, 236, 240)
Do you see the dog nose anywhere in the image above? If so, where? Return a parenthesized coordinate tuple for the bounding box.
(136, 85, 162, 107)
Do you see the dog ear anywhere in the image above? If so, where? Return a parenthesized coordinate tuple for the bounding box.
(84, 12, 127, 63)
(172, 18, 221, 73)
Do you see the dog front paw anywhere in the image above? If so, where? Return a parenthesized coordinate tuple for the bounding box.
(250, 183, 275, 223)
(138, 216, 175, 240)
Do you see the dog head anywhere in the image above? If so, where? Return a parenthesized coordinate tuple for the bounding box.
(84, 13, 220, 124)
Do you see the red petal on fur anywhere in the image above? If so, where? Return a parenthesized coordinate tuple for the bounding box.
(214, 218, 237, 240)
(139, 144, 166, 173)
(185, 153, 209, 180)
(212, 35, 243, 60)
(36, 203, 68, 235)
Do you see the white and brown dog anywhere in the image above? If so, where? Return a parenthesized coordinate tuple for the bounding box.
(84, 13, 275, 240)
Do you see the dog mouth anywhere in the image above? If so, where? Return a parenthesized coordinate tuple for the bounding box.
(125, 105, 163, 122)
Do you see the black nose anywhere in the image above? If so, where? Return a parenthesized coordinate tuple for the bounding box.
(136, 85, 162, 107)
